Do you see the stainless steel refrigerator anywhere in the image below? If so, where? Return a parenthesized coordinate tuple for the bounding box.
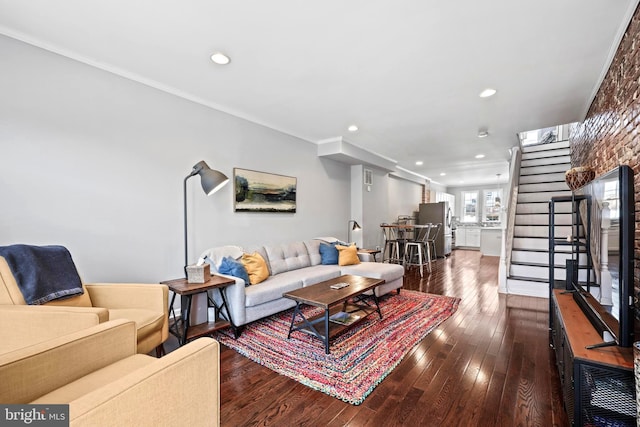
(418, 202, 452, 257)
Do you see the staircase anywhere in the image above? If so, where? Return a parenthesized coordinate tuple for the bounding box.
(506, 140, 576, 297)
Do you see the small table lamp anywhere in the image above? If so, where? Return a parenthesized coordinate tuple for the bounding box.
(348, 220, 361, 245)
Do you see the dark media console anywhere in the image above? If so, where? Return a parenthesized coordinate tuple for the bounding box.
(551, 290, 635, 426)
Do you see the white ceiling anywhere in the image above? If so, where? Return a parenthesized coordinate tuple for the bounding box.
(1, 1, 637, 186)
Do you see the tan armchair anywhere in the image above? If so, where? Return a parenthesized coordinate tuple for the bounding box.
(0, 305, 102, 354)
(0, 256, 169, 355)
(0, 319, 220, 426)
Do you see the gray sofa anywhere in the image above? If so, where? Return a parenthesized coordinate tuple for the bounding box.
(200, 239, 404, 328)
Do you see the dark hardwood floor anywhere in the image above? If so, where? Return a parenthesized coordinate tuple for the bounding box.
(166, 249, 568, 427)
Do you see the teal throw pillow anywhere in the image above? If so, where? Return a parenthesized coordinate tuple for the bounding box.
(319, 242, 339, 265)
(218, 256, 251, 286)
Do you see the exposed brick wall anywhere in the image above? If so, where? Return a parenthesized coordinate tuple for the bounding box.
(570, 5, 640, 308)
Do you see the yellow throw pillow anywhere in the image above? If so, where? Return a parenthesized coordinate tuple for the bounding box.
(335, 244, 361, 266)
(241, 252, 269, 285)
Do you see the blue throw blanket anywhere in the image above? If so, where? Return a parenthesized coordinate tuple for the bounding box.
(0, 244, 84, 305)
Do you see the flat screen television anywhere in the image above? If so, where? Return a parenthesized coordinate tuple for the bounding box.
(571, 165, 635, 348)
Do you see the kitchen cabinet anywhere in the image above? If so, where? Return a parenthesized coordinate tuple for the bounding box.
(455, 227, 480, 248)
(466, 228, 481, 247)
(455, 228, 466, 247)
(480, 228, 502, 256)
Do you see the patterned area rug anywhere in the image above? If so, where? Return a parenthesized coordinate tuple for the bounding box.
(213, 290, 460, 405)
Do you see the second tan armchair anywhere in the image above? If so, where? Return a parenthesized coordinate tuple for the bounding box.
(0, 256, 169, 355)
(0, 319, 220, 426)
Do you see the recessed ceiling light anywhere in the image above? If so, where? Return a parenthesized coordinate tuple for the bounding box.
(347, 125, 359, 132)
(479, 88, 496, 98)
(440, 172, 446, 176)
(477, 130, 489, 138)
(415, 161, 423, 166)
(475, 154, 485, 159)
(210, 52, 231, 65)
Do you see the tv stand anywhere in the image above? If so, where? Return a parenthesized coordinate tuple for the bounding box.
(585, 340, 617, 350)
(551, 290, 635, 426)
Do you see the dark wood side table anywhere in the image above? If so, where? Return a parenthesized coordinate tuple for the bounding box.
(161, 275, 237, 346)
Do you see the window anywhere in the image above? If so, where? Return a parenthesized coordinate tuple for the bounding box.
(461, 191, 478, 223)
(603, 180, 619, 220)
(483, 190, 502, 222)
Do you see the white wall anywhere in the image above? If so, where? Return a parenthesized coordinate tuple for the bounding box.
(0, 36, 350, 283)
(360, 167, 389, 250)
(388, 175, 422, 219)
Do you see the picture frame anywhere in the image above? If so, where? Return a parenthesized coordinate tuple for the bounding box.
(233, 168, 297, 213)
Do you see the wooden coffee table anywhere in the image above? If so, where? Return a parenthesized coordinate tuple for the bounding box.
(283, 274, 384, 354)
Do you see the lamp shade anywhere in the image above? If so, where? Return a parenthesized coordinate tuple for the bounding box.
(192, 160, 229, 195)
(348, 219, 361, 244)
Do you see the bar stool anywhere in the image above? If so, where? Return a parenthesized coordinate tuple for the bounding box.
(381, 223, 402, 264)
(404, 224, 432, 277)
(396, 215, 415, 241)
(426, 223, 442, 260)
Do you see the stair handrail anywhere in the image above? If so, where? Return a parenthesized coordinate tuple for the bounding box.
(501, 146, 521, 291)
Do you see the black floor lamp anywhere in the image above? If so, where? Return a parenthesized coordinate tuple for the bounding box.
(183, 160, 229, 273)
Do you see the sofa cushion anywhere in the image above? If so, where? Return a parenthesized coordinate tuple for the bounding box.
(339, 262, 404, 282)
(264, 242, 311, 275)
(335, 244, 361, 266)
(241, 253, 269, 285)
(218, 257, 250, 285)
(300, 265, 342, 286)
(244, 274, 303, 307)
(303, 240, 322, 266)
(319, 243, 339, 265)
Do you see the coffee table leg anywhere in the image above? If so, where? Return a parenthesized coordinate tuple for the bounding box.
(288, 303, 301, 339)
(324, 308, 330, 354)
(372, 293, 383, 319)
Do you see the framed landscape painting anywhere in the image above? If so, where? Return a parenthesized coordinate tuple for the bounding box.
(233, 168, 297, 213)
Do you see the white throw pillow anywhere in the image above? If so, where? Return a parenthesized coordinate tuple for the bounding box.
(199, 246, 244, 273)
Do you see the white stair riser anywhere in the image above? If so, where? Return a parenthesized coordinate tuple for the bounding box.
(519, 172, 567, 184)
(511, 251, 586, 264)
(513, 237, 549, 250)
(504, 279, 548, 298)
(518, 191, 571, 203)
(521, 140, 570, 153)
(520, 163, 571, 175)
(515, 213, 572, 226)
(520, 181, 570, 193)
(510, 264, 592, 281)
(515, 225, 575, 238)
(521, 156, 570, 167)
(516, 202, 572, 214)
(521, 148, 570, 160)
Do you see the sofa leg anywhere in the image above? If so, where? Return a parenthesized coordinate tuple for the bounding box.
(155, 344, 165, 358)
(233, 325, 244, 338)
